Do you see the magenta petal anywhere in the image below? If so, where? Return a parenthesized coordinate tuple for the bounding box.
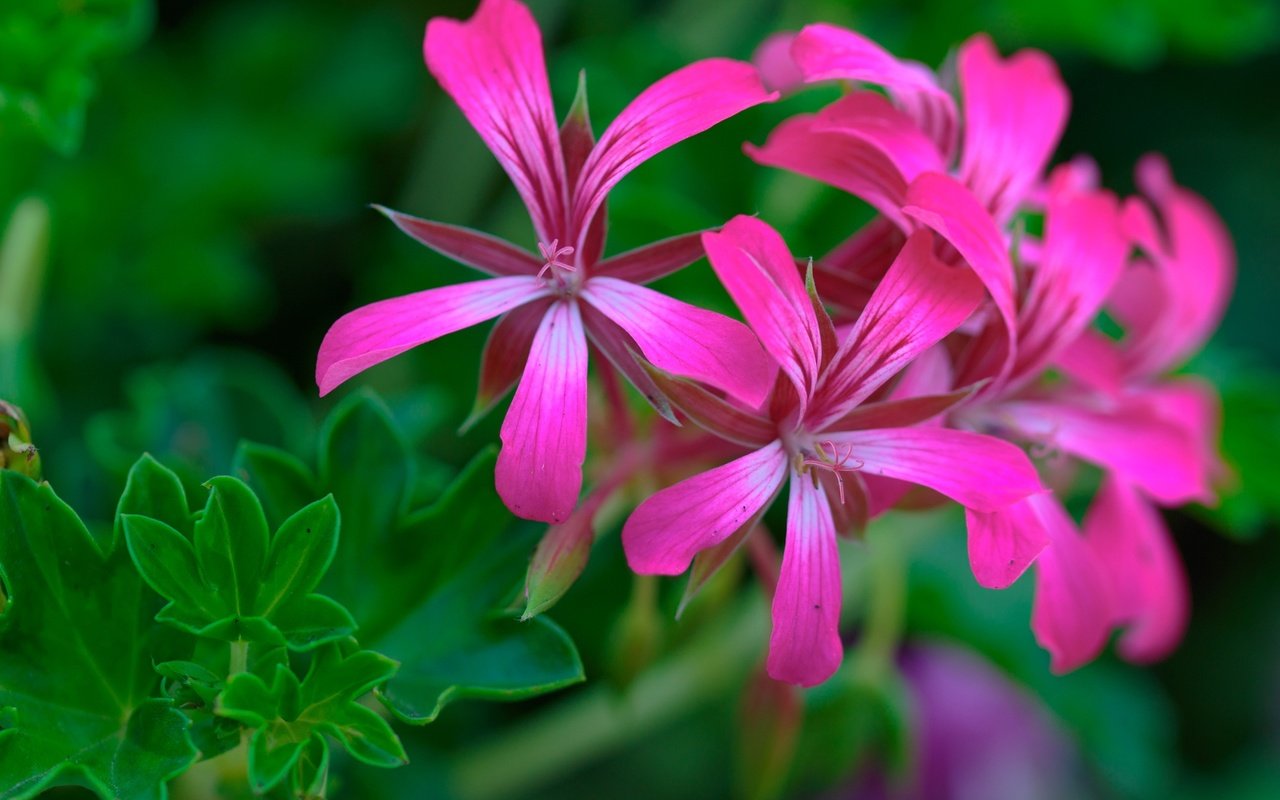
(316, 276, 548, 395)
(956, 35, 1069, 222)
(1054, 328, 1127, 394)
(791, 23, 956, 152)
(965, 497, 1050, 590)
(1030, 495, 1112, 673)
(495, 301, 588, 523)
(903, 173, 1018, 386)
(572, 59, 776, 249)
(812, 230, 983, 427)
(467, 297, 555, 429)
(425, 0, 568, 241)
(640, 361, 778, 448)
(826, 427, 1043, 512)
(374, 206, 541, 276)
(814, 92, 946, 182)
(999, 398, 1209, 505)
(767, 470, 844, 687)
(746, 113, 917, 230)
(622, 442, 788, 575)
(1083, 477, 1188, 663)
(581, 277, 774, 407)
(593, 230, 707, 285)
(753, 31, 804, 94)
(1012, 190, 1127, 388)
(702, 216, 822, 400)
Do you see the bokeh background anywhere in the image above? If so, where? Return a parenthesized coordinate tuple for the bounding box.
(3, 0, 1279, 797)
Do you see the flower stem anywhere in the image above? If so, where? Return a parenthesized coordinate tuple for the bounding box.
(229, 639, 249, 676)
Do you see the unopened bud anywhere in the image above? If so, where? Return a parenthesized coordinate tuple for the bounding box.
(0, 400, 40, 479)
(606, 574, 664, 691)
(522, 495, 600, 620)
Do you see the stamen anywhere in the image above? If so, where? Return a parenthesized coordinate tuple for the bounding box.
(537, 239, 577, 281)
(799, 439, 864, 505)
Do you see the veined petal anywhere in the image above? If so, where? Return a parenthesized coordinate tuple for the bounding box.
(767, 471, 843, 687)
(640, 359, 778, 448)
(903, 172, 1019, 386)
(374, 206, 541, 276)
(813, 92, 946, 183)
(1030, 494, 1112, 673)
(957, 35, 1070, 222)
(623, 441, 788, 575)
(593, 230, 707, 285)
(316, 276, 548, 395)
(425, 0, 568, 240)
(746, 114, 916, 230)
(581, 276, 773, 407)
(702, 216, 823, 401)
(964, 496, 1050, 590)
(1012, 176, 1128, 387)
(1121, 155, 1236, 377)
(496, 300, 588, 523)
(579, 303, 674, 423)
(791, 23, 956, 153)
(998, 397, 1209, 505)
(572, 59, 775, 249)
(811, 230, 983, 427)
(1083, 477, 1188, 662)
(465, 297, 555, 430)
(829, 386, 975, 432)
(816, 218, 905, 315)
(825, 427, 1042, 512)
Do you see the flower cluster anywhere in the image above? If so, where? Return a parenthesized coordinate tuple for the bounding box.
(317, 0, 1233, 687)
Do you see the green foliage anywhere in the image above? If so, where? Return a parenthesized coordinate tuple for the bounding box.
(218, 644, 407, 794)
(0, 468, 197, 799)
(123, 477, 354, 650)
(236, 391, 585, 724)
(0, 0, 150, 154)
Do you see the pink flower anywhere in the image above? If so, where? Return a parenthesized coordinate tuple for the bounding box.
(621, 216, 1043, 686)
(315, 0, 778, 523)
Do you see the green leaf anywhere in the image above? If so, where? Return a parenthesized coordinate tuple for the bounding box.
(195, 476, 270, 615)
(0, 471, 198, 799)
(244, 392, 585, 723)
(233, 441, 318, 530)
(115, 453, 193, 538)
(258, 495, 340, 616)
(217, 644, 407, 793)
(126, 474, 354, 650)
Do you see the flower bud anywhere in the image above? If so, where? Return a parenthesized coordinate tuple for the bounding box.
(0, 400, 40, 479)
(522, 495, 599, 620)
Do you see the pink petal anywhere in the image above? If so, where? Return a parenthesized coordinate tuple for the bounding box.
(1054, 328, 1126, 394)
(824, 427, 1043, 512)
(316, 276, 548, 396)
(829, 387, 975, 433)
(903, 172, 1019, 386)
(593, 230, 707, 285)
(767, 470, 844, 687)
(496, 300, 588, 523)
(622, 441, 788, 575)
(1121, 154, 1235, 377)
(998, 397, 1210, 505)
(1012, 175, 1128, 386)
(746, 113, 917, 231)
(374, 206, 541, 276)
(1139, 377, 1226, 489)
(1029, 494, 1112, 673)
(571, 59, 775, 250)
(816, 218, 905, 315)
(964, 496, 1050, 590)
(753, 31, 804, 94)
(814, 92, 946, 183)
(956, 35, 1070, 222)
(1083, 477, 1188, 662)
(425, 0, 568, 241)
(466, 297, 555, 430)
(811, 230, 983, 427)
(639, 360, 777, 448)
(581, 276, 774, 407)
(791, 23, 956, 153)
(579, 303, 674, 423)
(701, 216, 822, 400)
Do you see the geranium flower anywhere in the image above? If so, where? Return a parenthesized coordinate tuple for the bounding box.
(315, 0, 777, 523)
(621, 216, 1043, 686)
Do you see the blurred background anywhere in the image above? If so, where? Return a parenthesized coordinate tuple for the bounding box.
(3, 0, 1279, 797)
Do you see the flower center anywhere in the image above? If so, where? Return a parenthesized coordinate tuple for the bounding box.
(798, 439, 863, 504)
(537, 239, 577, 283)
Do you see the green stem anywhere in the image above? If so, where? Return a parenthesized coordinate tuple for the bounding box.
(228, 639, 249, 676)
(853, 526, 908, 683)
